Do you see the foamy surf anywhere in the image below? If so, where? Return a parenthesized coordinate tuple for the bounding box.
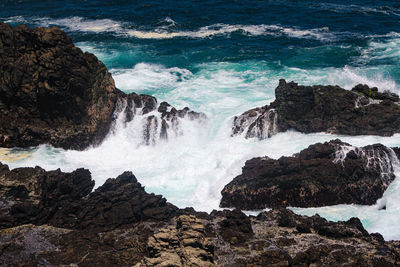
(3, 16, 339, 41)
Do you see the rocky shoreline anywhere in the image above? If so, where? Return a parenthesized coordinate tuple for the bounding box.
(1, 23, 400, 266)
(1, 163, 399, 266)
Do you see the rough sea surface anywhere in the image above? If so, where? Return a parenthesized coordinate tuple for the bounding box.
(1, 0, 400, 240)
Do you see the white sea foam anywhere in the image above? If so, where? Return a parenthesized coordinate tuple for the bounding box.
(126, 24, 335, 41)
(2, 16, 338, 41)
(112, 63, 193, 94)
(360, 34, 400, 65)
(2, 16, 123, 33)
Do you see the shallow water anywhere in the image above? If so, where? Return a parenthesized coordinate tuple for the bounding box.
(1, 0, 400, 240)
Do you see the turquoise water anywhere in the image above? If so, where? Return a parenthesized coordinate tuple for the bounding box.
(1, 0, 400, 240)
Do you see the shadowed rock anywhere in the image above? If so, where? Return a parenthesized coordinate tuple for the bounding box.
(232, 79, 400, 139)
(220, 140, 399, 209)
(0, 162, 177, 231)
(0, 23, 118, 150)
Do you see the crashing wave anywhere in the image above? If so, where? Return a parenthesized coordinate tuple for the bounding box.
(109, 91, 206, 146)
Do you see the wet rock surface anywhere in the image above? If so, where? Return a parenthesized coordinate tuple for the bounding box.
(0, 23, 118, 150)
(232, 79, 400, 139)
(0, 166, 399, 266)
(220, 139, 398, 209)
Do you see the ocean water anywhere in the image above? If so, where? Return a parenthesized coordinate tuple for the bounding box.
(1, 0, 400, 240)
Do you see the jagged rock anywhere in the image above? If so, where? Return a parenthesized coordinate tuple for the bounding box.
(0, 162, 177, 231)
(0, 223, 153, 266)
(1, 192, 399, 266)
(352, 84, 400, 102)
(232, 79, 400, 139)
(0, 162, 94, 228)
(210, 209, 253, 245)
(220, 139, 398, 209)
(0, 23, 118, 150)
(51, 171, 178, 231)
(211, 209, 400, 266)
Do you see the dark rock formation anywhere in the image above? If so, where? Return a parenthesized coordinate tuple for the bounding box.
(210, 209, 400, 266)
(0, 162, 177, 231)
(0, 23, 118, 150)
(0, 23, 206, 150)
(0, 166, 399, 266)
(211, 209, 253, 245)
(232, 79, 400, 139)
(221, 139, 398, 209)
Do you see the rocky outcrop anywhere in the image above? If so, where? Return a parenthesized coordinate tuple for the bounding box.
(0, 23, 206, 150)
(0, 162, 178, 231)
(0, 23, 118, 150)
(232, 79, 400, 139)
(1, 166, 399, 266)
(208, 209, 400, 266)
(220, 140, 398, 209)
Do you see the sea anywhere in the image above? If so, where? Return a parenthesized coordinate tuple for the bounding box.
(1, 0, 400, 240)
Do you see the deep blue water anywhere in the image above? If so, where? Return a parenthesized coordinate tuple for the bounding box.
(2, 1, 400, 240)
(2, 0, 400, 74)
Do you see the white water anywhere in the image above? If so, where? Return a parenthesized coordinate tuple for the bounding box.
(2, 15, 346, 41)
(1, 32, 400, 240)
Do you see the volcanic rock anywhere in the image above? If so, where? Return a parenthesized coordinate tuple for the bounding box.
(0, 23, 118, 150)
(220, 139, 398, 209)
(232, 79, 400, 139)
(0, 167, 399, 266)
(0, 162, 177, 231)
(210, 209, 400, 266)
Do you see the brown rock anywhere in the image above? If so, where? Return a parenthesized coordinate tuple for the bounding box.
(0, 23, 118, 150)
